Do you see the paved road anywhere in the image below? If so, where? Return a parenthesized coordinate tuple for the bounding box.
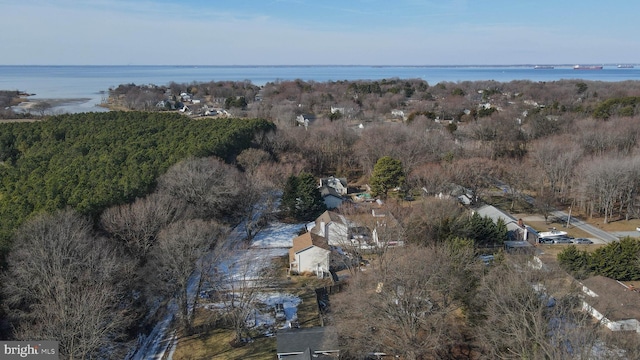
(493, 179, 620, 243)
(551, 210, 619, 243)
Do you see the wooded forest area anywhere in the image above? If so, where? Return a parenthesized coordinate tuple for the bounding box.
(3, 77, 640, 358)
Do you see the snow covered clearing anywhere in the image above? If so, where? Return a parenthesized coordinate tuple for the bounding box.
(250, 221, 306, 249)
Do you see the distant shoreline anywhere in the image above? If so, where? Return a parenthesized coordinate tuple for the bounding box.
(2, 65, 639, 115)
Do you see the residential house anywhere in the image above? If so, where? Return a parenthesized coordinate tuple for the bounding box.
(474, 204, 536, 243)
(296, 114, 316, 129)
(581, 276, 640, 333)
(319, 176, 348, 196)
(180, 92, 192, 102)
(330, 106, 344, 114)
(318, 176, 348, 209)
(276, 326, 339, 359)
(289, 232, 330, 277)
(390, 109, 407, 121)
(310, 211, 352, 247)
(369, 205, 403, 248)
(319, 186, 344, 209)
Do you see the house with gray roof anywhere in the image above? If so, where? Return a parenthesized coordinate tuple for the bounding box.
(276, 326, 339, 359)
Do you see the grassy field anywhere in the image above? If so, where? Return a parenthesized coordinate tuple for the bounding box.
(172, 326, 276, 360)
(172, 259, 329, 360)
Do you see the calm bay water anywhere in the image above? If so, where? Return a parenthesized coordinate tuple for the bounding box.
(1, 65, 640, 113)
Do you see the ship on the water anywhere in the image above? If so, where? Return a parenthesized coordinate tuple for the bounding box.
(574, 65, 603, 70)
(617, 64, 634, 68)
(534, 65, 554, 69)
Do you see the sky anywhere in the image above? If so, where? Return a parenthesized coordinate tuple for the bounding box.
(1, 0, 639, 65)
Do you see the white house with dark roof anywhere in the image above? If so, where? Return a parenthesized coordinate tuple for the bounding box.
(289, 232, 331, 277)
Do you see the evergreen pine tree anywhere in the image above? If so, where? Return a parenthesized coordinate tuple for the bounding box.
(279, 173, 326, 221)
(280, 175, 299, 219)
(370, 156, 405, 198)
(295, 172, 327, 221)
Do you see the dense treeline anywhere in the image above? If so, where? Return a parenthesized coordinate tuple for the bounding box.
(0, 111, 274, 258)
(593, 96, 640, 119)
(558, 238, 640, 280)
(0, 111, 276, 358)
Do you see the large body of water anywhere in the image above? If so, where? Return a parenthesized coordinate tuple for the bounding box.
(2, 65, 640, 113)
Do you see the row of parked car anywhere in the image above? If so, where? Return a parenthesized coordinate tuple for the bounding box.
(538, 236, 593, 244)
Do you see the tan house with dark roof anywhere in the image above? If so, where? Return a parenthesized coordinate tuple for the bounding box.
(289, 232, 330, 277)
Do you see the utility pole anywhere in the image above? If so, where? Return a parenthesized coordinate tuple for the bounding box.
(566, 207, 572, 228)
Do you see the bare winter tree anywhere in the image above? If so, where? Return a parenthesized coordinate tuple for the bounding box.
(534, 187, 557, 224)
(331, 244, 479, 360)
(2, 210, 132, 360)
(408, 162, 452, 196)
(475, 254, 602, 359)
(500, 158, 533, 211)
(207, 243, 278, 345)
(148, 218, 228, 333)
(402, 196, 464, 245)
(354, 122, 456, 176)
(99, 193, 186, 260)
(237, 170, 279, 241)
(156, 157, 243, 220)
(531, 136, 582, 201)
(447, 157, 499, 204)
(236, 148, 273, 176)
(577, 156, 640, 223)
(576, 117, 640, 157)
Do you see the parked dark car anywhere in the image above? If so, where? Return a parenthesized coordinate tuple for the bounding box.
(573, 238, 593, 244)
(539, 236, 570, 244)
(552, 237, 574, 244)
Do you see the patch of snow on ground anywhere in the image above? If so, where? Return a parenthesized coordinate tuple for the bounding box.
(256, 292, 303, 325)
(201, 292, 302, 332)
(214, 247, 289, 285)
(250, 222, 306, 249)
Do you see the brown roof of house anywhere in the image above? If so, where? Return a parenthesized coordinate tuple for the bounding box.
(581, 275, 640, 321)
(315, 210, 347, 226)
(289, 232, 329, 264)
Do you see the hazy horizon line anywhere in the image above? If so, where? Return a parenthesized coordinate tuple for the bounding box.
(0, 63, 636, 67)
